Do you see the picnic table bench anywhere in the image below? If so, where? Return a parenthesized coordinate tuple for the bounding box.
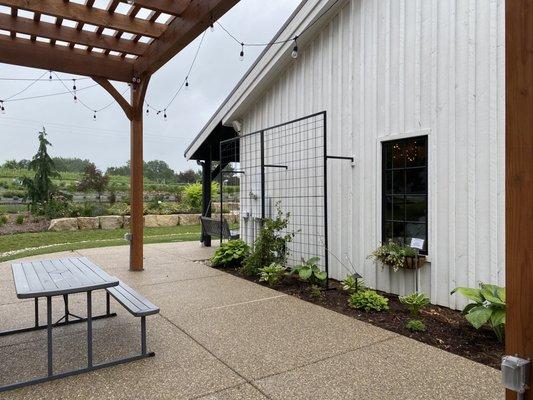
(0, 257, 159, 392)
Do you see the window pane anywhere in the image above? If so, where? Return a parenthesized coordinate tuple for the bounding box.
(406, 223, 427, 251)
(405, 168, 427, 194)
(393, 222, 405, 245)
(384, 172, 393, 195)
(384, 195, 393, 220)
(392, 142, 405, 168)
(405, 137, 427, 167)
(383, 222, 393, 242)
(392, 170, 405, 194)
(405, 195, 426, 222)
(392, 195, 405, 221)
(385, 144, 393, 169)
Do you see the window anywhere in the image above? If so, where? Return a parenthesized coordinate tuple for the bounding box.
(382, 136, 428, 253)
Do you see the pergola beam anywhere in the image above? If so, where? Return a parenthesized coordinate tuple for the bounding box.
(134, 0, 239, 76)
(120, 0, 189, 16)
(0, 35, 135, 82)
(0, 0, 166, 37)
(0, 14, 148, 55)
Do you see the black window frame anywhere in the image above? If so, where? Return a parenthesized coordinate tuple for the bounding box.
(381, 135, 428, 254)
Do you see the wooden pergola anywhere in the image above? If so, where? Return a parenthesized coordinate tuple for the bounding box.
(0, 0, 239, 271)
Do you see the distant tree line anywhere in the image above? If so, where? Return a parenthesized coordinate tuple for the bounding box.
(2, 157, 201, 184)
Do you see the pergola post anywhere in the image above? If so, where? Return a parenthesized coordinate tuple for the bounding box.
(505, 2, 533, 399)
(201, 149, 212, 247)
(130, 77, 150, 271)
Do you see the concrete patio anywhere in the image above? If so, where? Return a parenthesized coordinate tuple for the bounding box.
(0, 242, 502, 399)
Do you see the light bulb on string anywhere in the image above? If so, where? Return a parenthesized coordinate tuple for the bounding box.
(163, 110, 167, 121)
(210, 24, 214, 32)
(0, 101, 5, 115)
(185, 77, 189, 90)
(239, 43, 244, 61)
(49, 70, 52, 81)
(72, 79, 77, 103)
(93, 111, 97, 121)
(146, 107, 149, 115)
(73, 94, 78, 103)
(291, 36, 299, 59)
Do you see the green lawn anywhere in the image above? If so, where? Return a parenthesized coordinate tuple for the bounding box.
(0, 225, 202, 262)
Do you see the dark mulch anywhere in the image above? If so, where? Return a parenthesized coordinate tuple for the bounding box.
(217, 265, 503, 370)
(0, 218, 50, 235)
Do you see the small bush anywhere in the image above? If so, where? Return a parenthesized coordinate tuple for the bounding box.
(348, 290, 389, 312)
(341, 275, 365, 294)
(258, 263, 287, 287)
(290, 257, 327, 285)
(309, 284, 324, 300)
(0, 215, 7, 226)
(406, 319, 426, 332)
(183, 182, 218, 213)
(211, 240, 250, 268)
(15, 215, 24, 225)
(399, 292, 430, 317)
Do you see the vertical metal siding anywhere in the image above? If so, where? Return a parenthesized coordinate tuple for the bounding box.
(238, 0, 505, 309)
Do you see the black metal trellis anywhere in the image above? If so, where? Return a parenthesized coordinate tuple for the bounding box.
(220, 111, 331, 280)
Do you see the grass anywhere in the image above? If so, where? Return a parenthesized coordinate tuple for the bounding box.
(0, 225, 202, 262)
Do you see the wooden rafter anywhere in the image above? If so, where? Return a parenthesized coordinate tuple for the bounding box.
(0, 14, 148, 55)
(0, 0, 167, 37)
(121, 0, 190, 16)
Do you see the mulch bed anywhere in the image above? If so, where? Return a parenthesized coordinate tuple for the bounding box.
(216, 265, 503, 369)
(0, 218, 50, 235)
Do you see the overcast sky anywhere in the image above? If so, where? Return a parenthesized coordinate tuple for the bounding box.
(0, 0, 300, 172)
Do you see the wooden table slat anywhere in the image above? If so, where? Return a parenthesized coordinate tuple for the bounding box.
(21, 262, 45, 293)
(31, 262, 58, 291)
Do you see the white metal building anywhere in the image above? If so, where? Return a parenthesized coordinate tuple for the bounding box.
(185, 0, 505, 309)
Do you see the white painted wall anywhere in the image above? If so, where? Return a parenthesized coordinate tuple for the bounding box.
(237, 0, 505, 309)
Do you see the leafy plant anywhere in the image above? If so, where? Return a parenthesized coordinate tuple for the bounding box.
(341, 275, 365, 294)
(183, 182, 218, 212)
(290, 257, 327, 285)
(368, 240, 417, 271)
(258, 263, 287, 286)
(348, 290, 389, 312)
(77, 163, 109, 197)
(241, 206, 296, 276)
(399, 292, 430, 317)
(15, 215, 24, 225)
(406, 319, 426, 332)
(0, 215, 7, 226)
(451, 283, 506, 342)
(309, 284, 324, 300)
(211, 240, 250, 267)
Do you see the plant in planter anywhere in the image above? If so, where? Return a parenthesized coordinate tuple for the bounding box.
(290, 257, 327, 285)
(258, 263, 287, 287)
(451, 283, 506, 342)
(341, 275, 365, 294)
(369, 240, 426, 272)
(399, 292, 430, 317)
(348, 290, 389, 312)
(406, 319, 426, 332)
(211, 240, 250, 268)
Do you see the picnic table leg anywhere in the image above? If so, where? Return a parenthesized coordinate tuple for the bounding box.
(141, 316, 147, 355)
(34, 298, 39, 328)
(63, 294, 69, 323)
(46, 296, 53, 377)
(106, 292, 111, 316)
(87, 291, 93, 368)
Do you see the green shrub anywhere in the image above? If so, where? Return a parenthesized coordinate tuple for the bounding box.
(15, 215, 24, 225)
(211, 240, 250, 267)
(399, 292, 430, 317)
(308, 284, 324, 299)
(241, 206, 296, 276)
(369, 240, 417, 271)
(108, 202, 131, 216)
(406, 319, 426, 332)
(0, 215, 7, 226)
(348, 290, 389, 312)
(341, 275, 365, 294)
(451, 283, 506, 342)
(290, 257, 327, 285)
(258, 263, 287, 286)
(183, 182, 218, 212)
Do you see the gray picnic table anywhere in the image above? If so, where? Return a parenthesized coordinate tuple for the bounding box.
(1, 257, 159, 392)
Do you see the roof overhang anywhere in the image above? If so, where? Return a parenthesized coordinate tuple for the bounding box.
(184, 0, 345, 160)
(187, 121, 238, 161)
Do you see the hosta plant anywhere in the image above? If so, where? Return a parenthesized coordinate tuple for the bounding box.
(451, 283, 506, 342)
(290, 257, 327, 285)
(348, 290, 389, 312)
(406, 319, 426, 332)
(399, 292, 430, 317)
(211, 240, 250, 268)
(258, 263, 287, 287)
(341, 275, 365, 294)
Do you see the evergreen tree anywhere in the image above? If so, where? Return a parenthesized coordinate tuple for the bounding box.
(24, 128, 59, 204)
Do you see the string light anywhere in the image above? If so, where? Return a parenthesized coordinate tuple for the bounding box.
(72, 79, 78, 103)
(49, 70, 52, 81)
(163, 110, 167, 121)
(291, 36, 299, 59)
(146, 107, 150, 115)
(93, 110, 97, 120)
(0, 101, 5, 115)
(185, 77, 189, 90)
(210, 24, 215, 32)
(239, 43, 244, 61)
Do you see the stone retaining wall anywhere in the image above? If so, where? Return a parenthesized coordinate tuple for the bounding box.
(48, 213, 239, 231)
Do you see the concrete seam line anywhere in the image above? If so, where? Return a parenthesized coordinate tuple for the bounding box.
(133, 273, 226, 288)
(158, 313, 273, 400)
(203, 294, 288, 311)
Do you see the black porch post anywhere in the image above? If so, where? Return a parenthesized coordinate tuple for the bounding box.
(201, 153, 212, 247)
